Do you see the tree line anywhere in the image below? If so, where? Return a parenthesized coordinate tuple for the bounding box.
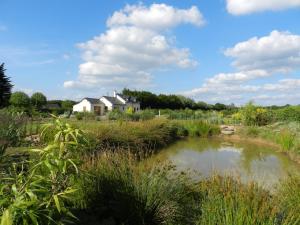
(122, 88, 235, 111)
(0, 63, 75, 114)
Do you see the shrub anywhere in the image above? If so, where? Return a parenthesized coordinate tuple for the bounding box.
(138, 109, 156, 121)
(274, 106, 300, 122)
(9, 92, 31, 109)
(75, 112, 95, 120)
(240, 102, 271, 126)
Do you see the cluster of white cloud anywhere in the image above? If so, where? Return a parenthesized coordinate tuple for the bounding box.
(225, 30, 300, 73)
(183, 30, 300, 105)
(227, 0, 300, 15)
(64, 3, 203, 90)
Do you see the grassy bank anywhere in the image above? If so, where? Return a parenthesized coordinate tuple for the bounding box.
(69, 119, 220, 155)
(235, 122, 300, 163)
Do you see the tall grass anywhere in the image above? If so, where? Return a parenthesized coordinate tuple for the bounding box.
(174, 120, 220, 137)
(76, 152, 197, 225)
(75, 152, 300, 225)
(276, 129, 296, 151)
(195, 176, 279, 225)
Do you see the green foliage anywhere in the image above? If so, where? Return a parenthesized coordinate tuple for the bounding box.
(0, 118, 86, 224)
(31, 92, 47, 110)
(122, 88, 234, 111)
(179, 121, 220, 137)
(61, 100, 75, 111)
(240, 102, 271, 126)
(77, 153, 197, 225)
(138, 109, 156, 121)
(195, 176, 279, 225)
(246, 126, 260, 137)
(75, 112, 95, 121)
(0, 63, 13, 108)
(9, 92, 31, 110)
(0, 110, 26, 157)
(276, 129, 295, 151)
(278, 175, 300, 224)
(274, 106, 300, 122)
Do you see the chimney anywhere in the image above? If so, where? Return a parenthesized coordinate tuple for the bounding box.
(113, 90, 117, 97)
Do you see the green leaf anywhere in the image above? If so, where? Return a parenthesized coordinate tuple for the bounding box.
(0, 209, 13, 225)
(53, 195, 61, 213)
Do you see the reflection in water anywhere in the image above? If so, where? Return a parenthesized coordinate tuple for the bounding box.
(149, 138, 300, 188)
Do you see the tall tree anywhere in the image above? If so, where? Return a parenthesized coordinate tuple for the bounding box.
(0, 63, 13, 108)
(31, 92, 47, 110)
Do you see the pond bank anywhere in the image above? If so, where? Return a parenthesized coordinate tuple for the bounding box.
(219, 127, 300, 164)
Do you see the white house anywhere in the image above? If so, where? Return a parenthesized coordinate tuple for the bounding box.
(72, 98, 105, 115)
(73, 92, 140, 114)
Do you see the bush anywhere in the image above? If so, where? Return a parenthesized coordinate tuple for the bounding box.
(75, 112, 95, 120)
(138, 109, 156, 121)
(274, 106, 300, 122)
(240, 102, 271, 126)
(9, 92, 31, 109)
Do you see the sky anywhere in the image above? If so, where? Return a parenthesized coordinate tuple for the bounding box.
(0, 0, 300, 105)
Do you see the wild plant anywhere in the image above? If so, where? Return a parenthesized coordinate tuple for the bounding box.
(0, 118, 86, 224)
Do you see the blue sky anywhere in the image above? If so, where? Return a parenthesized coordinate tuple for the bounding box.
(1, 0, 300, 105)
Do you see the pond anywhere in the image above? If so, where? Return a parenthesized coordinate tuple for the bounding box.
(149, 138, 300, 189)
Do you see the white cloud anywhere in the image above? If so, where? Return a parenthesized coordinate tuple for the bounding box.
(227, 0, 300, 15)
(64, 3, 202, 90)
(183, 31, 300, 105)
(107, 3, 205, 30)
(225, 31, 300, 73)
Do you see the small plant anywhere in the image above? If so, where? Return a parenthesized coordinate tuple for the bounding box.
(246, 126, 260, 137)
(276, 129, 295, 151)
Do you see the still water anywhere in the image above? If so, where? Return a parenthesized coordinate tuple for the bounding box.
(151, 138, 300, 188)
